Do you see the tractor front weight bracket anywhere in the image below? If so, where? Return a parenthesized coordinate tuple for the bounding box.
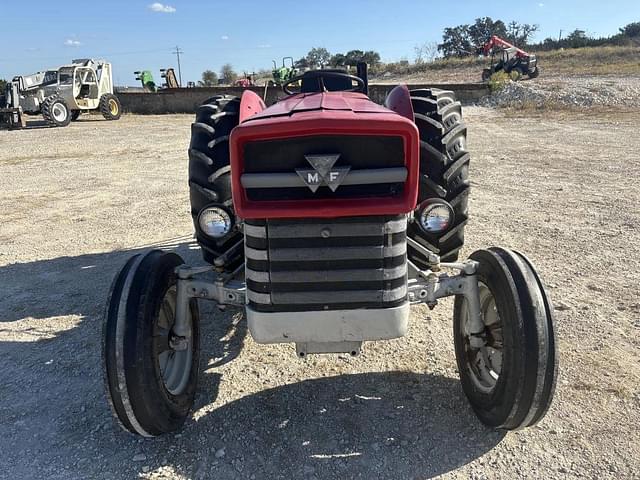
(171, 251, 487, 351)
(172, 264, 246, 348)
(407, 249, 486, 349)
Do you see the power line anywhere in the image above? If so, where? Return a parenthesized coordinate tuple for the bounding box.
(173, 46, 184, 87)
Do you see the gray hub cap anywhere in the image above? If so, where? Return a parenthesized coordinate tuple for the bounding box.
(460, 282, 503, 393)
(155, 286, 192, 395)
(51, 102, 68, 122)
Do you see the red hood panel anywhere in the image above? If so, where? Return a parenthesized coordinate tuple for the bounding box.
(244, 91, 390, 122)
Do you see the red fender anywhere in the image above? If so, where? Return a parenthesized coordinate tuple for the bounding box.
(384, 84, 414, 121)
(239, 90, 267, 123)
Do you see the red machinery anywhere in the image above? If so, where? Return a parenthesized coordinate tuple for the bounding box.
(103, 65, 557, 438)
(481, 35, 539, 81)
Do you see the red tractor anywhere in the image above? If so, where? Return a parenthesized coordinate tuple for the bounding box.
(234, 72, 255, 88)
(103, 64, 557, 437)
(481, 35, 540, 81)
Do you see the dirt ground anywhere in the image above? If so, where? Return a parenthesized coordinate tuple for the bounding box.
(1, 109, 639, 479)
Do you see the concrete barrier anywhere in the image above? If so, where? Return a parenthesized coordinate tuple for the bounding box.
(116, 83, 489, 115)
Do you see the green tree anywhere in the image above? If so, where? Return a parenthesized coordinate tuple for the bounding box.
(566, 29, 589, 48)
(199, 70, 218, 86)
(344, 50, 365, 66)
(438, 25, 473, 57)
(505, 21, 539, 47)
(329, 53, 347, 67)
(0, 78, 7, 93)
(306, 47, 331, 68)
(219, 63, 237, 84)
(468, 17, 508, 50)
(362, 50, 381, 66)
(620, 21, 640, 38)
(294, 57, 309, 69)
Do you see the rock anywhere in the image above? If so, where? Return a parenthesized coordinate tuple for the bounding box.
(133, 453, 147, 462)
(303, 465, 316, 475)
(215, 448, 226, 459)
(554, 301, 571, 311)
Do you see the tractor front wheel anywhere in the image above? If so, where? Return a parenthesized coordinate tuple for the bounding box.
(103, 250, 200, 436)
(41, 95, 71, 127)
(528, 67, 540, 79)
(453, 247, 558, 430)
(70, 110, 82, 121)
(100, 93, 122, 120)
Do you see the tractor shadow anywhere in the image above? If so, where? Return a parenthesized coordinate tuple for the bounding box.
(126, 371, 505, 479)
(0, 240, 503, 479)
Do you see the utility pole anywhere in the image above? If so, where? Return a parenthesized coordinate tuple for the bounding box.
(173, 46, 184, 87)
(558, 30, 563, 42)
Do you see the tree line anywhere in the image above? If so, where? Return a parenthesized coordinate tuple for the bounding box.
(294, 48, 381, 69)
(195, 19, 639, 84)
(437, 17, 640, 58)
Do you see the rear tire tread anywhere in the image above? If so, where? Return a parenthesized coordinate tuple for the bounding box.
(408, 89, 471, 266)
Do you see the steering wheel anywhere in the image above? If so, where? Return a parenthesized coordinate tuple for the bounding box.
(283, 70, 366, 95)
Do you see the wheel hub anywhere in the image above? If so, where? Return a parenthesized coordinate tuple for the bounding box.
(51, 103, 67, 122)
(155, 286, 193, 395)
(109, 99, 118, 116)
(461, 282, 503, 393)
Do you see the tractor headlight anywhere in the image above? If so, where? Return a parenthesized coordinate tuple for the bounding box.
(198, 206, 233, 238)
(417, 199, 454, 234)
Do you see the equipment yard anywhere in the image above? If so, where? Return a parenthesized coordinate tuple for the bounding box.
(1, 109, 639, 479)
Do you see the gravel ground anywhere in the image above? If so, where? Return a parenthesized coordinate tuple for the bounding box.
(1, 110, 639, 479)
(481, 75, 640, 109)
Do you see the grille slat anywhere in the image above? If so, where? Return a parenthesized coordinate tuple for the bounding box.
(245, 215, 408, 312)
(241, 167, 407, 189)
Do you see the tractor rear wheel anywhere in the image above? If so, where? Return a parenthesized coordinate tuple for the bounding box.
(100, 93, 122, 120)
(188, 95, 242, 269)
(41, 95, 71, 127)
(408, 88, 470, 267)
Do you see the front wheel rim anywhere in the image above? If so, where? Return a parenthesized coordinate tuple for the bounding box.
(52, 103, 67, 122)
(154, 286, 193, 395)
(461, 282, 504, 394)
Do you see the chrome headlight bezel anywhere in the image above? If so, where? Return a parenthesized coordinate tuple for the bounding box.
(197, 205, 234, 239)
(416, 199, 455, 234)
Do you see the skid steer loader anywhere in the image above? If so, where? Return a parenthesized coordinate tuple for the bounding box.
(0, 59, 121, 129)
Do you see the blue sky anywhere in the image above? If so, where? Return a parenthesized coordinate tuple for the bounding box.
(0, 1, 637, 85)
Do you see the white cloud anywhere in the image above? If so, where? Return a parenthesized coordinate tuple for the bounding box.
(221, 35, 229, 40)
(64, 39, 82, 47)
(257, 44, 272, 48)
(149, 2, 176, 13)
(538, 2, 544, 6)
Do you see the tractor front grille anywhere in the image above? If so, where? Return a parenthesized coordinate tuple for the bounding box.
(244, 215, 408, 312)
(241, 135, 406, 201)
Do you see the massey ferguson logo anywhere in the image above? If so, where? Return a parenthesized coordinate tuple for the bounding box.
(296, 154, 351, 192)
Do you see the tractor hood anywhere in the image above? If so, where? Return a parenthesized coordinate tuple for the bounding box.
(242, 91, 394, 120)
(229, 91, 420, 219)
